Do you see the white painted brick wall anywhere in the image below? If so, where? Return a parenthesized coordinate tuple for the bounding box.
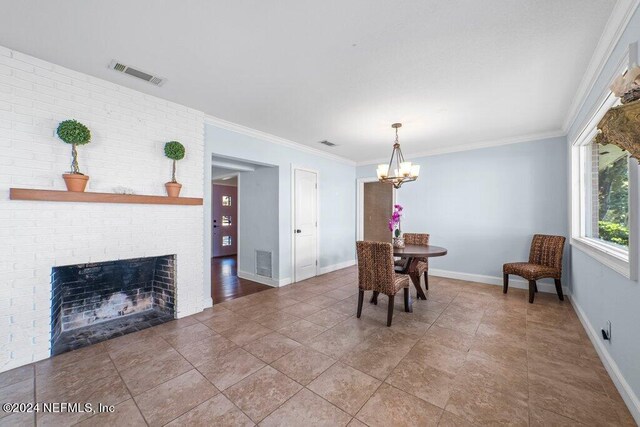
(0, 45, 205, 372)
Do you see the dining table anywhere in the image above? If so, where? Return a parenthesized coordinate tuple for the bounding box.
(393, 244, 448, 300)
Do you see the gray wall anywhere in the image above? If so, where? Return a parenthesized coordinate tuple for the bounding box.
(567, 7, 640, 416)
(205, 124, 356, 283)
(238, 166, 279, 279)
(357, 136, 568, 283)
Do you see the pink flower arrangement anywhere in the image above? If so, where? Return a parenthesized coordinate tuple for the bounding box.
(388, 204, 403, 238)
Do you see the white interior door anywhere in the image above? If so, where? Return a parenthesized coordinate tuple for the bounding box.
(294, 169, 318, 282)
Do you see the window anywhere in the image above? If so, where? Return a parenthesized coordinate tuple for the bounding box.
(222, 216, 232, 226)
(222, 236, 232, 246)
(585, 141, 629, 248)
(571, 92, 634, 277)
(222, 196, 232, 206)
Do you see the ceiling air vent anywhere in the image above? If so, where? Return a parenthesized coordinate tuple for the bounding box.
(319, 140, 337, 147)
(108, 60, 166, 86)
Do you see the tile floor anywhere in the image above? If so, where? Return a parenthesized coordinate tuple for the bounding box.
(0, 267, 635, 426)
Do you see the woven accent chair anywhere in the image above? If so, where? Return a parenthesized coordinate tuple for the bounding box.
(395, 233, 430, 290)
(503, 234, 566, 303)
(356, 241, 411, 326)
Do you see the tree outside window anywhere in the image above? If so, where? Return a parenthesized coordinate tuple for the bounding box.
(590, 141, 629, 247)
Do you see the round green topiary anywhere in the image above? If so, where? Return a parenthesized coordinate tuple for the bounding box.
(56, 119, 91, 174)
(57, 120, 91, 145)
(164, 141, 185, 161)
(164, 141, 185, 183)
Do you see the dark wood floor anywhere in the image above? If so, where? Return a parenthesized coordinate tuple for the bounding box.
(212, 255, 271, 303)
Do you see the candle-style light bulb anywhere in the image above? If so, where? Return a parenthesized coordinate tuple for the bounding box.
(377, 164, 389, 178)
(400, 162, 412, 177)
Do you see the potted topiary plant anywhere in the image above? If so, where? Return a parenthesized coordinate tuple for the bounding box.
(164, 141, 185, 197)
(56, 119, 91, 192)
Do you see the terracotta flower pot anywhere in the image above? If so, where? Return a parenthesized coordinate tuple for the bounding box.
(165, 182, 182, 197)
(62, 173, 89, 192)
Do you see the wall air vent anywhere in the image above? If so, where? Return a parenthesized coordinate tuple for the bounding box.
(319, 140, 337, 147)
(256, 250, 273, 278)
(108, 60, 166, 86)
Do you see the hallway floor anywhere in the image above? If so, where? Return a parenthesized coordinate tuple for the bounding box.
(0, 267, 634, 426)
(212, 255, 271, 303)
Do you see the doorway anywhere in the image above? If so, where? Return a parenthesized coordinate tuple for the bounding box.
(293, 168, 319, 282)
(357, 178, 395, 242)
(211, 160, 273, 302)
(212, 182, 237, 257)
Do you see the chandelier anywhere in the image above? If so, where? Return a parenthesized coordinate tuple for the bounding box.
(376, 123, 420, 188)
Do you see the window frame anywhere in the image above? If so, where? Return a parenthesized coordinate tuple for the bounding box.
(570, 91, 637, 279)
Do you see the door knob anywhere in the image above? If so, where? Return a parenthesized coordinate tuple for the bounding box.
(213, 225, 218, 228)
(295, 229, 302, 233)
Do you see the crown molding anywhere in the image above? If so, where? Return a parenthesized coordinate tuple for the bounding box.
(204, 115, 356, 166)
(562, 0, 640, 133)
(356, 129, 567, 166)
(206, 117, 566, 168)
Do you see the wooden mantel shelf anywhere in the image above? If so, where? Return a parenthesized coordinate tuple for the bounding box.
(9, 188, 203, 205)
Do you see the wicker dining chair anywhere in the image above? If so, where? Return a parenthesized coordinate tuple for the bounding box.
(503, 234, 566, 303)
(395, 233, 430, 290)
(356, 241, 411, 326)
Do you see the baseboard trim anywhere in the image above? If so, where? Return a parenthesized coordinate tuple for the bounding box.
(237, 270, 280, 287)
(280, 260, 355, 287)
(319, 259, 356, 275)
(278, 277, 292, 287)
(571, 298, 640, 423)
(429, 268, 571, 296)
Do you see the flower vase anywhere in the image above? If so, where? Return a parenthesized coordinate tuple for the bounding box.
(393, 236, 405, 248)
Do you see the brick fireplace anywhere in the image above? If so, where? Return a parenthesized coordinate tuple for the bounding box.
(50, 256, 176, 356)
(0, 45, 207, 373)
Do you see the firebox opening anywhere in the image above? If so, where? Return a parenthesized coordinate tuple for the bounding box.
(50, 255, 176, 356)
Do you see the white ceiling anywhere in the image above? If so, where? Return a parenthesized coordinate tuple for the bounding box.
(0, 0, 616, 162)
(211, 166, 238, 181)
(212, 156, 273, 183)
(213, 176, 237, 186)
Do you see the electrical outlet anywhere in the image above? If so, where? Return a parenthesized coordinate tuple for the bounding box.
(601, 320, 612, 341)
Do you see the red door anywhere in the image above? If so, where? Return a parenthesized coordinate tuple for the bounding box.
(212, 184, 238, 257)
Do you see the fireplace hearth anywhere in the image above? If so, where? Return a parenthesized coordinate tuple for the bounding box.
(50, 255, 176, 356)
